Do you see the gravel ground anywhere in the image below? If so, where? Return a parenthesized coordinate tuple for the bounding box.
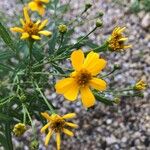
(0, 0, 150, 150)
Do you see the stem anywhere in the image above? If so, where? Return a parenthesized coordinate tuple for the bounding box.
(34, 81, 55, 114)
(58, 33, 64, 50)
(28, 40, 34, 71)
(105, 88, 134, 93)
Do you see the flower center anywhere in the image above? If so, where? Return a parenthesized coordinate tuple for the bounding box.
(24, 22, 39, 35)
(75, 69, 92, 87)
(50, 118, 65, 132)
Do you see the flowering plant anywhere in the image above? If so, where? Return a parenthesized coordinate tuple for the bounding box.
(0, 0, 147, 149)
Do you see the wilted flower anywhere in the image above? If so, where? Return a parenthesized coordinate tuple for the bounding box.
(55, 50, 107, 108)
(134, 80, 147, 90)
(13, 123, 26, 136)
(28, 0, 50, 16)
(10, 7, 52, 40)
(108, 26, 132, 51)
(41, 112, 78, 150)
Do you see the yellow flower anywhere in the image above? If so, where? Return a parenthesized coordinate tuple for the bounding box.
(108, 26, 132, 51)
(134, 80, 147, 90)
(28, 0, 49, 16)
(55, 50, 107, 108)
(10, 7, 52, 40)
(13, 123, 26, 136)
(41, 112, 78, 150)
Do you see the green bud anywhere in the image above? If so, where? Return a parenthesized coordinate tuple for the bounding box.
(96, 19, 103, 27)
(113, 98, 121, 104)
(114, 64, 121, 70)
(85, 3, 92, 10)
(58, 24, 68, 33)
(98, 11, 104, 17)
(20, 94, 27, 103)
(30, 140, 39, 150)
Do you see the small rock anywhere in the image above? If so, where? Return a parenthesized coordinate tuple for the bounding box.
(141, 13, 150, 29)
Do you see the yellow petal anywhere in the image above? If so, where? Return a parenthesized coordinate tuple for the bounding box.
(31, 35, 41, 40)
(23, 7, 30, 23)
(87, 58, 107, 76)
(118, 27, 126, 33)
(38, 30, 52, 36)
(45, 130, 53, 146)
(62, 113, 76, 119)
(41, 112, 52, 121)
(71, 49, 84, 71)
(39, 19, 48, 30)
(63, 82, 79, 101)
(20, 19, 25, 26)
(39, 0, 49, 3)
(38, 5, 45, 16)
(90, 78, 107, 91)
(80, 86, 95, 108)
(83, 51, 99, 68)
(65, 122, 78, 128)
(123, 45, 132, 49)
(41, 122, 51, 133)
(21, 32, 29, 39)
(56, 132, 61, 150)
(63, 128, 74, 136)
(118, 38, 128, 42)
(55, 78, 74, 94)
(10, 27, 24, 33)
(35, 20, 41, 25)
(28, 2, 38, 11)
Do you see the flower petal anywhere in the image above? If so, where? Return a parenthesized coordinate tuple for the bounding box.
(41, 112, 52, 121)
(38, 6, 45, 16)
(71, 49, 84, 71)
(65, 122, 78, 128)
(56, 132, 61, 150)
(90, 78, 107, 91)
(40, 122, 51, 133)
(87, 58, 107, 75)
(23, 7, 30, 23)
(63, 128, 74, 136)
(21, 32, 29, 39)
(80, 86, 95, 108)
(63, 82, 79, 101)
(28, 2, 38, 11)
(31, 35, 41, 40)
(38, 30, 52, 36)
(83, 51, 99, 68)
(39, 0, 49, 3)
(62, 113, 76, 119)
(20, 19, 25, 26)
(55, 78, 74, 94)
(10, 27, 24, 33)
(45, 130, 53, 146)
(38, 19, 48, 30)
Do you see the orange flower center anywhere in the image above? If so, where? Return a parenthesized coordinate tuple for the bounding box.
(23, 22, 39, 35)
(37, 1, 43, 7)
(50, 118, 65, 132)
(75, 69, 92, 87)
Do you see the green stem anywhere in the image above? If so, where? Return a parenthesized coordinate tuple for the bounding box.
(28, 40, 34, 71)
(34, 81, 55, 114)
(58, 33, 64, 50)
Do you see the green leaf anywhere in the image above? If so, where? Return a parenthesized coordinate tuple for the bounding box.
(94, 93, 114, 106)
(0, 113, 12, 121)
(0, 51, 15, 60)
(0, 63, 14, 71)
(0, 133, 7, 149)
(52, 63, 65, 74)
(0, 22, 17, 52)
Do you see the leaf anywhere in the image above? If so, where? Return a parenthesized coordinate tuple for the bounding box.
(0, 133, 7, 149)
(52, 63, 65, 74)
(0, 63, 14, 71)
(94, 93, 114, 106)
(0, 113, 12, 121)
(0, 22, 17, 52)
(0, 51, 14, 60)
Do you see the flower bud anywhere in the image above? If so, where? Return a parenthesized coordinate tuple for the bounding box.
(20, 94, 27, 103)
(30, 139, 39, 150)
(13, 123, 26, 136)
(134, 80, 147, 91)
(114, 64, 121, 70)
(58, 24, 68, 33)
(96, 19, 103, 27)
(85, 3, 92, 10)
(113, 98, 121, 104)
